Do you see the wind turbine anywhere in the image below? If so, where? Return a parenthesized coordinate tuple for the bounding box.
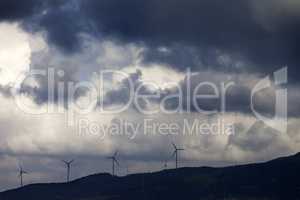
(18, 165, 28, 187)
(62, 159, 74, 182)
(171, 143, 184, 169)
(107, 151, 120, 176)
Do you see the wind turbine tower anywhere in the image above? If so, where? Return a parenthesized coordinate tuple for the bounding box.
(171, 143, 184, 169)
(18, 166, 28, 187)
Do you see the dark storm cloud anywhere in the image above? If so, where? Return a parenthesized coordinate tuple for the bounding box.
(0, 0, 44, 21)
(80, 0, 261, 71)
(79, 0, 300, 78)
(22, 0, 87, 54)
(35, 9, 83, 53)
(2, 0, 300, 78)
(81, 0, 258, 45)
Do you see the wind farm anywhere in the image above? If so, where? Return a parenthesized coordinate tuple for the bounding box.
(2, 152, 300, 200)
(13, 143, 186, 188)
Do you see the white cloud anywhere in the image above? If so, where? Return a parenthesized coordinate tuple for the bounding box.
(0, 23, 31, 86)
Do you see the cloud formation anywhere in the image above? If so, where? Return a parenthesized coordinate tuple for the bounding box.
(1, 0, 300, 79)
(0, 0, 300, 192)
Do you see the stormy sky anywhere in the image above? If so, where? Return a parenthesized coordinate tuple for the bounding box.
(0, 0, 300, 191)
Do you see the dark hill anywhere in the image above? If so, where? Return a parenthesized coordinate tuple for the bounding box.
(2, 153, 300, 200)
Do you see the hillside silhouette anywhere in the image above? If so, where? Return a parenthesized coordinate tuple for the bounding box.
(1, 153, 300, 200)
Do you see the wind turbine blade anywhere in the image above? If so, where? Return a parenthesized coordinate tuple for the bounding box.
(178, 148, 184, 151)
(69, 159, 74, 164)
(171, 150, 176, 158)
(172, 143, 177, 150)
(62, 160, 68, 164)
